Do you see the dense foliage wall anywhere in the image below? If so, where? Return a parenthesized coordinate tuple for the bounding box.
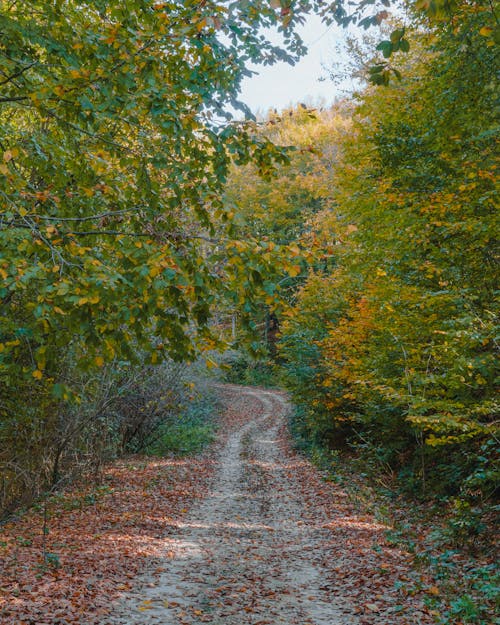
(279, 10, 498, 500)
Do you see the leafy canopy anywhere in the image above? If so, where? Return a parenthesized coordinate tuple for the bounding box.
(0, 0, 326, 391)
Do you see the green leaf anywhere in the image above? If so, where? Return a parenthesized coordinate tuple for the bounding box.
(376, 40, 393, 58)
(400, 39, 410, 53)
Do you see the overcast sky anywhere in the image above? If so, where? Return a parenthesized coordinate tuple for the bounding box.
(238, 14, 351, 116)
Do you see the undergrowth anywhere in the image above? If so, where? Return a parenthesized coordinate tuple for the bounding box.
(220, 351, 279, 388)
(145, 392, 218, 456)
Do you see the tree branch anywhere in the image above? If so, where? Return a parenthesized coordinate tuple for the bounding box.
(0, 61, 37, 86)
(30, 208, 145, 222)
(0, 95, 29, 103)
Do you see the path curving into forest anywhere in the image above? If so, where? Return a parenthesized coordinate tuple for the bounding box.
(103, 385, 435, 625)
(106, 386, 355, 624)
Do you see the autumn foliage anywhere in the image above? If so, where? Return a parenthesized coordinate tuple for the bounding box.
(277, 10, 498, 502)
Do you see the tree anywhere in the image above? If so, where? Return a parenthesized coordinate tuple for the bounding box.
(0, 0, 324, 511)
(222, 104, 353, 355)
(279, 1, 498, 497)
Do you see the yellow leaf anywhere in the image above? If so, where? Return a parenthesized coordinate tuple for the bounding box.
(78, 297, 88, 305)
(104, 340, 115, 358)
(95, 356, 105, 367)
(234, 240, 246, 252)
(32, 369, 43, 380)
(54, 306, 66, 315)
(479, 26, 493, 37)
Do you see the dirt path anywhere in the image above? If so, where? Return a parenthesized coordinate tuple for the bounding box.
(106, 386, 356, 624)
(0, 384, 442, 624)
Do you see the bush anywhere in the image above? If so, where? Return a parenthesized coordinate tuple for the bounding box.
(146, 394, 217, 456)
(220, 351, 278, 387)
(0, 355, 202, 518)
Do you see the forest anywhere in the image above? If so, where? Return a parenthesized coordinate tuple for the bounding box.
(0, 1, 498, 624)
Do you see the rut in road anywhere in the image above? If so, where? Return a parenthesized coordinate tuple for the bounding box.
(106, 386, 356, 625)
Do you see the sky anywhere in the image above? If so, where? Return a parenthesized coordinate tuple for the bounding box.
(238, 14, 351, 116)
